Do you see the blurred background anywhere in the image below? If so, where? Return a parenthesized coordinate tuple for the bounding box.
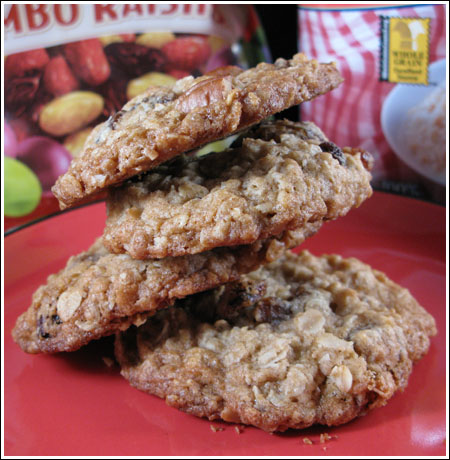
(257, 4, 446, 205)
(4, 4, 446, 233)
(256, 5, 299, 122)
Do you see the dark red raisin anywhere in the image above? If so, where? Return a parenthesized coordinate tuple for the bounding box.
(52, 314, 62, 324)
(5, 71, 42, 115)
(38, 316, 50, 339)
(104, 43, 167, 78)
(319, 141, 346, 166)
(98, 77, 128, 117)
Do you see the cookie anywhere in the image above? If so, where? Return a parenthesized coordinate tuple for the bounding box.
(12, 224, 321, 354)
(51, 54, 343, 209)
(115, 251, 436, 432)
(103, 120, 373, 259)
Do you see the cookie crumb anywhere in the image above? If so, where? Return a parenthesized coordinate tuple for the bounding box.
(234, 426, 243, 434)
(210, 424, 223, 432)
(320, 432, 338, 444)
(323, 446, 327, 451)
(102, 356, 114, 367)
(303, 437, 313, 445)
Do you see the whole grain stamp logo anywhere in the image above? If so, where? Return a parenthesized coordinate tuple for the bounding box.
(380, 17, 430, 84)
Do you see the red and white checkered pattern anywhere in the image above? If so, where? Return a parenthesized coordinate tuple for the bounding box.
(298, 4, 446, 181)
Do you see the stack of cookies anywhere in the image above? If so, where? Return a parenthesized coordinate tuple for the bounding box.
(13, 54, 436, 432)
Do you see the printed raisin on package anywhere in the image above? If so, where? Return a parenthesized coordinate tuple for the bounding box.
(4, 4, 269, 231)
(297, 4, 446, 203)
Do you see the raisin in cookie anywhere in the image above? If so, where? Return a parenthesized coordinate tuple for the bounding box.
(115, 251, 436, 432)
(12, 224, 321, 354)
(104, 120, 372, 259)
(52, 54, 343, 209)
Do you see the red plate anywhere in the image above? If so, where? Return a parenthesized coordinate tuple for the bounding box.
(4, 192, 446, 456)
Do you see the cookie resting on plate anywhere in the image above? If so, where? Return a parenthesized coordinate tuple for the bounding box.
(103, 120, 373, 259)
(52, 53, 343, 209)
(11, 224, 321, 354)
(115, 250, 437, 432)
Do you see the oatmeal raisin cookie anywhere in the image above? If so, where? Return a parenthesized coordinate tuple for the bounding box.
(104, 120, 372, 259)
(12, 224, 320, 354)
(115, 251, 436, 432)
(52, 54, 343, 209)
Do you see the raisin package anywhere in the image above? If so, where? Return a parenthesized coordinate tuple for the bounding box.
(4, 4, 269, 231)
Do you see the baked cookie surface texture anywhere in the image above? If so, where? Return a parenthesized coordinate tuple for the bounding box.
(12, 224, 320, 354)
(115, 251, 436, 432)
(104, 120, 373, 259)
(52, 54, 343, 209)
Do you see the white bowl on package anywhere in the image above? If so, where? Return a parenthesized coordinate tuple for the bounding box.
(381, 59, 446, 186)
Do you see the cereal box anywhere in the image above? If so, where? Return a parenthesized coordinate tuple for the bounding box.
(298, 3, 446, 202)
